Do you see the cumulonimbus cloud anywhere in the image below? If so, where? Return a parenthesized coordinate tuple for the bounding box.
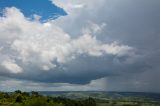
(0, 7, 133, 74)
(1, 0, 159, 92)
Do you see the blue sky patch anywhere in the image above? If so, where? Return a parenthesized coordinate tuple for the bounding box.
(0, 0, 67, 21)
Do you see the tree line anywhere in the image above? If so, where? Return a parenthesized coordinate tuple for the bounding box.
(0, 90, 97, 106)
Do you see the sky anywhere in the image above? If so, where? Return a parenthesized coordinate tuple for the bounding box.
(0, 0, 160, 92)
(0, 0, 66, 20)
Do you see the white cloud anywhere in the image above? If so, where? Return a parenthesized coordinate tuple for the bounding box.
(1, 59, 22, 74)
(0, 7, 133, 73)
(72, 34, 133, 56)
(51, 0, 85, 14)
(82, 22, 106, 35)
(52, 0, 105, 15)
(52, 0, 107, 32)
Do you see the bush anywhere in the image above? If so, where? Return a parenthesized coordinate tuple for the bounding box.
(15, 96, 23, 103)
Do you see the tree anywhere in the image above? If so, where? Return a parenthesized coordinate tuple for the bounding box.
(15, 95, 23, 103)
(83, 97, 97, 106)
(22, 92, 30, 96)
(31, 91, 39, 96)
(15, 90, 22, 94)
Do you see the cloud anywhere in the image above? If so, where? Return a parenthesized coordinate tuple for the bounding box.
(1, 59, 22, 74)
(0, 0, 160, 92)
(0, 7, 133, 74)
(51, 0, 160, 92)
(0, 77, 107, 92)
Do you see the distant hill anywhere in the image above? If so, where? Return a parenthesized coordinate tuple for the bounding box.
(38, 91, 160, 101)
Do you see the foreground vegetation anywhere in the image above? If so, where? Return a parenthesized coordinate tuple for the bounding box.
(0, 91, 160, 106)
(0, 90, 96, 106)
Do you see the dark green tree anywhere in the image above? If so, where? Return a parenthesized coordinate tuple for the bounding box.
(15, 95, 23, 103)
(83, 97, 97, 106)
(15, 90, 22, 94)
(31, 91, 39, 96)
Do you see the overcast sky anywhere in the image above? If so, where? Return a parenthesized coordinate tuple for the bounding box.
(0, 0, 160, 92)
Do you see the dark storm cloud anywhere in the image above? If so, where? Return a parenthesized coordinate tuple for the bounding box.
(0, 53, 148, 85)
(53, 0, 160, 91)
(98, 0, 160, 91)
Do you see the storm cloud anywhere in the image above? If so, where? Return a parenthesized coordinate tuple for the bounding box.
(0, 0, 160, 92)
